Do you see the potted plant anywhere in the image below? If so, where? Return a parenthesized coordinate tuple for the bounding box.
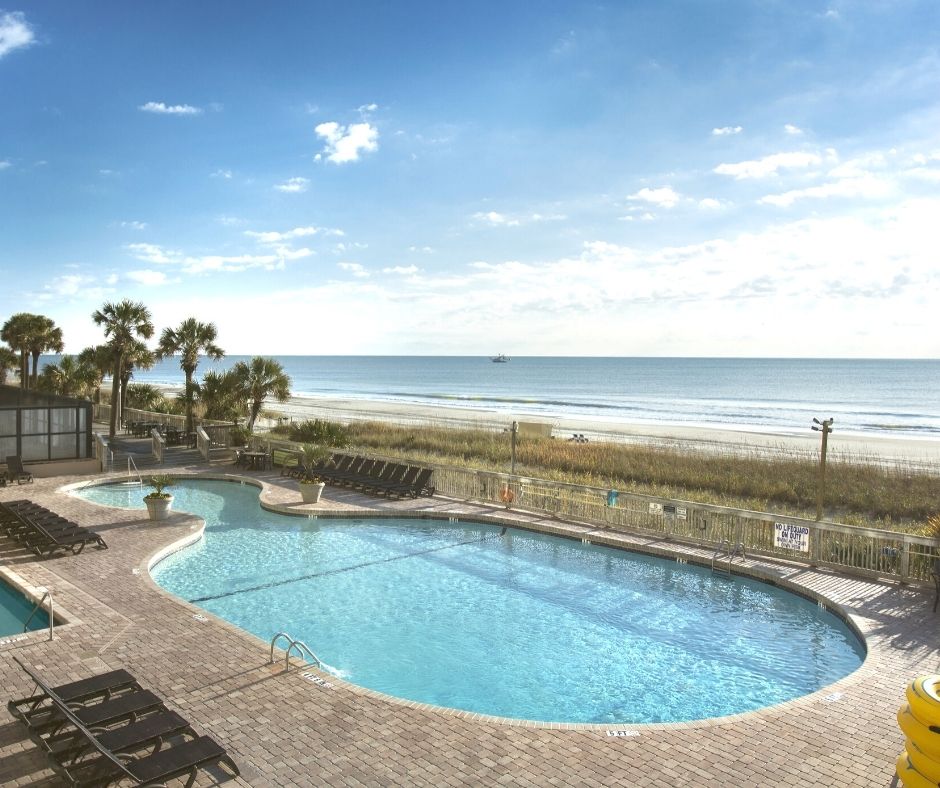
(298, 444, 330, 504)
(144, 474, 174, 520)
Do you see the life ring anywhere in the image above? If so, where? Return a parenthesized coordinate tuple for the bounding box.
(499, 485, 514, 505)
(896, 750, 934, 788)
(906, 737, 940, 784)
(898, 704, 940, 761)
(907, 676, 940, 726)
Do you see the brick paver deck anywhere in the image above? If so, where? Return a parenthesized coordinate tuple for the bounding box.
(1, 463, 936, 787)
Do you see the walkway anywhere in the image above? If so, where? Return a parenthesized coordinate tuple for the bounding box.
(1, 462, 937, 786)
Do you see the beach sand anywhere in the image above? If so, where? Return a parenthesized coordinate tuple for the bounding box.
(269, 394, 940, 466)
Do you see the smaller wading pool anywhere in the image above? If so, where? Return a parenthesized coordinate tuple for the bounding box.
(75, 479, 866, 724)
(0, 578, 48, 638)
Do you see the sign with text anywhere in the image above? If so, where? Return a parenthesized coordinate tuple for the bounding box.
(774, 522, 810, 552)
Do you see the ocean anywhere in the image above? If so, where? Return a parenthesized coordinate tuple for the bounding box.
(96, 356, 940, 440)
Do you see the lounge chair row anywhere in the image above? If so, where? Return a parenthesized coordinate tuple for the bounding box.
(286, 453, 435, 499)
(1, 454, 33, 486)
(0, 499, 107, 557)
(8, 656, 239, 787)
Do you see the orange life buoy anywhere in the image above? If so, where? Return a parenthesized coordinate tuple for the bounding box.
(500, 485, 515, 504)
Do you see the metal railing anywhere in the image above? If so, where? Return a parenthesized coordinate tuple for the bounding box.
(431, 465, 939, 584)
(126, 456, 142, 485)
(269, 632, 323, 670)
(23, 588, 54, 641)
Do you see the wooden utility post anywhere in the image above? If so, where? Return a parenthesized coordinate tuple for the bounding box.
(510, 420, 518, 475)
(811, 417, 834, 521)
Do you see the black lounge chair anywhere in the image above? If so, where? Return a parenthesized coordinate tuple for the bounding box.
(318, 454, 359, 484)
(361, 463, 410, 494)
(386, 467, 435, 499)
(8, 668, 141, 726)
(6, 454, 32, 484)
(0, 501, 107, 555)
(10, 658, 239, 788)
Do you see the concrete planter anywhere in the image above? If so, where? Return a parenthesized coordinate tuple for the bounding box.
(299, 482, 325, 504)
(145, 495, 174, 521)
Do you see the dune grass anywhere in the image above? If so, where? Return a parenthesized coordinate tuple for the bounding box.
(340, 420, 940, 532)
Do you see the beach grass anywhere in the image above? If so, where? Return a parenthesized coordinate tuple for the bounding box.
(336, 420, 940, 531)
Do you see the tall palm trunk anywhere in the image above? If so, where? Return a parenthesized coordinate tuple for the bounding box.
(184, 368, 195, 433)
(19, 352, 28, 389)
(30, 351, 41, 387)
(109, 351, 123, 437)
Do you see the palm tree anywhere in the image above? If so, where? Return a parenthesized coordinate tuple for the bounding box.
(0, 346, 17, 385)
(232, 357, 291, 432)
(92, 300, 154, 437)
(36, 354, 97, 398)
(196, 369, 244, 421)
(1, 313, 36, 388)
(118, 340, 155, 417)
(27, 316, 64, 387)
(156, 318, 224, 433)
(125, 383, 168, 412)
(77, 344, 114, 404)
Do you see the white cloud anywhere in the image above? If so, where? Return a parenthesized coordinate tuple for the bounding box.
(473, 211, 521, 227)
(698, 198, 723, 210)
(383, 265, 419, 275)
(357, 103, 378, 114)
(712, 126, 743, 136)
(758, 175, 892, 207)
(628, 186, 681, 208)
(314, 121, 379, 164)
(409, 245, 435, 254)
(0, 11, 34, 59)
(125, 243, 180, 264)
(472, 210, 565, 227)
(210, 169, 233, 179)
(338, 262, 369, 278)
(274, 176, 309, 193)
(0, 160, 10, 169)
(138, 101, 202, 115)
(120, 220, 148, 230)
(714, 151, 822, 179)
(245, 226, 323, 243)
(126, 269, 168, 286)
(784, 124, 804, 136)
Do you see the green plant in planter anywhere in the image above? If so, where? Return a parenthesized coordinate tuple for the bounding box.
(145, 474, 174, 499)
(299, 444, 331, 482)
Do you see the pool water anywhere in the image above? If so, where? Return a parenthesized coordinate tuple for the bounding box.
(0, 579, 49, 637)
(76, 479, 865, 724)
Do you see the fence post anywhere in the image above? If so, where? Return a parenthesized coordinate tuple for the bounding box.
(901, 538, 911, 582)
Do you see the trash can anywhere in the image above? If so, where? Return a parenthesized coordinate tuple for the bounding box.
(606, 490, 618, 507)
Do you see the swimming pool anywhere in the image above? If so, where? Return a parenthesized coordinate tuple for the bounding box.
(0, 578, 49, 637)
(76, 479, 865, 724)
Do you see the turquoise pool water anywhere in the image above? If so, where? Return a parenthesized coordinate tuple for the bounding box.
(0, 579, 48, 637)
(76, 479, 865, 724)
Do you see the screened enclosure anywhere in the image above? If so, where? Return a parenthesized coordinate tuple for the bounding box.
(0, 386, 93, 463)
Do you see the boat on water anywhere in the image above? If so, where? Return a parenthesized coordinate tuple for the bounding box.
(491, 354, 510, 363)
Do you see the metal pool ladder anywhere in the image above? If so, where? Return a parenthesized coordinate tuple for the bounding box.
(127, 456, 142, 485)
(269, 632, 322, 670)
(711, 538, 746, 574)
(23, 588, 54, 641)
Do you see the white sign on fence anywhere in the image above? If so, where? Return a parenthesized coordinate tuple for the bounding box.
(648, 502, 663, 515)
(774, 522, 810, 552)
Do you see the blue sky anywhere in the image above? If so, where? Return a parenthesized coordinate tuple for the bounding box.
(1, 1, 939, 356)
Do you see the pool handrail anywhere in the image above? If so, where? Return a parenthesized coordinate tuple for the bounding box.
(23, 587, 53, 641)
(269, 631, 323, 670)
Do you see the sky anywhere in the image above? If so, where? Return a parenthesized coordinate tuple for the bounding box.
(1, 1, 939, 357)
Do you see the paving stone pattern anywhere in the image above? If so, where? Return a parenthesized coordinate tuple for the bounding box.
(0, 461, 935, 787)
